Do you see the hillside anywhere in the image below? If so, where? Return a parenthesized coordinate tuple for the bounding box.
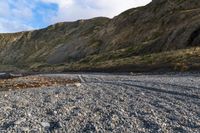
(1, 0, 200, 72)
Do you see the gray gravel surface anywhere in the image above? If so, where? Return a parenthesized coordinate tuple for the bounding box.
(0, 73, 200, 132)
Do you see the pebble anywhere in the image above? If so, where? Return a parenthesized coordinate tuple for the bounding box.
(21, 127, 29, 132)
(14, 118, 26, 125)
(27, 113, 32, 117)
(41, 122, 50, 128)
(54, 111, 57, 114)
(75, 83, 82, 87)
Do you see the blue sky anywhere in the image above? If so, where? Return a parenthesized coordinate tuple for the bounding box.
(0, 0, 151, 33)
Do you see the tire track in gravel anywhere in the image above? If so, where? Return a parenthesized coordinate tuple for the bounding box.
(81, 81, 142, 132)
(83, 77, 175, 132)
(75, 74, 200, 108)
(87, 74, 200, 131)
(89, 79, 200, 115)
(121, 79, 200, 91)
(78, 74, 200, 115)
(123, 82, 200, 100)
(81, 78, 200, 100)
(82, 72, 200, 99)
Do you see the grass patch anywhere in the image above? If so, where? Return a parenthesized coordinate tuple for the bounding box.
(62, 47, 200, 72)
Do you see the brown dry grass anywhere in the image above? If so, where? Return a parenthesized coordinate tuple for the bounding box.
(0, 76, 80, 91)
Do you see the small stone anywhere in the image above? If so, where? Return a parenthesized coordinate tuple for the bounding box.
(130, 72, 134, 75)
(65, 84, 69, 87)
(14, 118, 26, 125)
(55, 94, 59, 98)
(75, 83, 81, 87)
(54, 111, 57, 114)
(41, 122, 50, 128)
(21, 127, 29, 131)
(141, 92, 145, 95)
(27, 113, 32, 117)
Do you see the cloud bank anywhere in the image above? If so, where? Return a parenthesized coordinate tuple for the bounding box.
(0, 0, 151, 33)
(41, 0, 151, 23)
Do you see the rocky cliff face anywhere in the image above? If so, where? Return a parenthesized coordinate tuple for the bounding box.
(0, 0, 200, 72)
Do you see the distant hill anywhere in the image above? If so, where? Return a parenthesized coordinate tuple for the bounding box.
(1, 0, 200, 72)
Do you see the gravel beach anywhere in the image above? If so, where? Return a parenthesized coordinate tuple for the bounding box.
(0, 73, 200, 132)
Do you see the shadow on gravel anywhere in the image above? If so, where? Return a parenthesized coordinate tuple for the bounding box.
(123, 83, 200, 100)
(86, 81, 200, 100)
(121, 80, 200, 91)
(81, 122, 96, 132)
(2, 121, 15, 130)
(49, 121, 61, 131)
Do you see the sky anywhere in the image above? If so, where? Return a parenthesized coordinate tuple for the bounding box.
(0, 0, 151, 33)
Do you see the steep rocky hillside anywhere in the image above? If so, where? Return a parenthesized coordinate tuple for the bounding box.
(1, 0, 200, 72)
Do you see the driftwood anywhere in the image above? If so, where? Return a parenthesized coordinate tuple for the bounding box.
(0, 73, 23, 79)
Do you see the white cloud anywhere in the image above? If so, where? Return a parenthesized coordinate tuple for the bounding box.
(0, 0, 36, 33)
(9, 0, 35, 20)
(41, 0, 151, 23)
(0, 0, 10, 17)
(12, 7, 33, 20)
(0, 18, 33, 33)
(0, 0, 151, 33)
(41, 0, 74, 7)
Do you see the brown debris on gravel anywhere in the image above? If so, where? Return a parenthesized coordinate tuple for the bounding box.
(0, 76, 80, 91)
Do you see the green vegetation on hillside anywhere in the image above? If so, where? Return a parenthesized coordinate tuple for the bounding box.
(29, 47, 200, 72)
(0, 0, 200, 72)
